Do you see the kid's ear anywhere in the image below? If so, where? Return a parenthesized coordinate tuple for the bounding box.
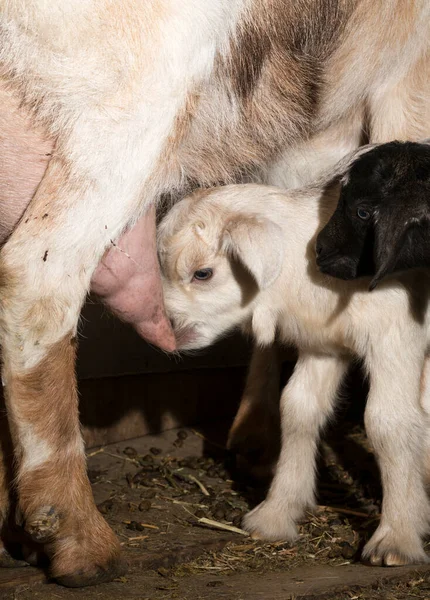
(370, 216, 416, 290)
(222, 215, 285, 289)
(370, 227, 406, 290)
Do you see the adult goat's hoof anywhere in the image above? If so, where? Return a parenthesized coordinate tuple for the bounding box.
(54, 557, 127, 588)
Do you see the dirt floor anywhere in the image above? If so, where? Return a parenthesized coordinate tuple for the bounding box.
(2, 410, 430, 600)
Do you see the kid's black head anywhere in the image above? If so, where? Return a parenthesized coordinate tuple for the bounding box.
(316, 141, 430, 289)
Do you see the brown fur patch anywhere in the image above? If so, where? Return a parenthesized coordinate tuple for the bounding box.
(7, 334, 79, 449)
(18, 452, 121, 581)
(165, 0, 428, 192)
(227, 0, 352, 101)
(167, 1, 362, 188)
(5, 334, 121, 579)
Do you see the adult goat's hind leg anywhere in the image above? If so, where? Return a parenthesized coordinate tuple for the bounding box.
(0, 156, 141, 586)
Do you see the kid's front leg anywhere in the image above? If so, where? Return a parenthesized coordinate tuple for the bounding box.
(363, 342, 429, 566)
(243, 352, 348, 541)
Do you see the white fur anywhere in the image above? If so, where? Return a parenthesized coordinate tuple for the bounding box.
(0, 0, 428, 574)
(19, 425, 53, 473)
(159, 178, 430, 565)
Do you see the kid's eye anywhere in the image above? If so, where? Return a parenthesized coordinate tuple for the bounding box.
(357, 208, 371, 220)
(193, 268, 213, 281)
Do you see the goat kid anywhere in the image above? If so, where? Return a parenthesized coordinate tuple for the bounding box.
(0, 0, 429, 586)
(159, 182, 430, 566)
(317, 140, 430, 288)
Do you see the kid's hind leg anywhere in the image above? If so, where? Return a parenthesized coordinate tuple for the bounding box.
(419, 356, 430, 486)
(227, 343, 282, 475)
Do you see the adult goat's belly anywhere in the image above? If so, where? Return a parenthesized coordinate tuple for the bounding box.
(0, 82, 175, 351)
(0, 86, 52, 244)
